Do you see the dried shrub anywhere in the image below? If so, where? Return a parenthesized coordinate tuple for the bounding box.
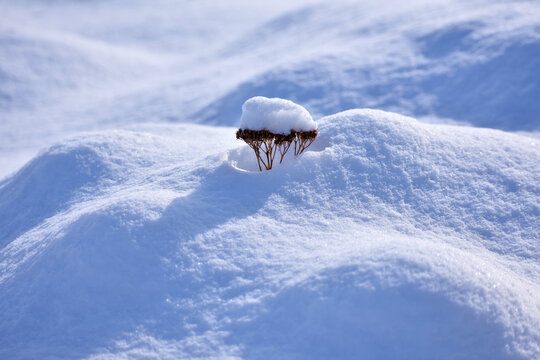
(236, 128, 318, 171)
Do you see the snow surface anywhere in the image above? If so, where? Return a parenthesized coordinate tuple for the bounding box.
(1, 0, 540, 359)
(239, 96, 316, 133)
(1, 110, 539, 359)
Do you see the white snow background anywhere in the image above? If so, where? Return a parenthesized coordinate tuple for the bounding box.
(0, 0, 539, 359)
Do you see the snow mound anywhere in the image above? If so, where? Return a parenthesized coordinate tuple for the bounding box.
(0, 25, 160, 113)
(191, 1, 540, 132)
(197, 41, 540, 131)
(0, 141, 110, 249)
(1, 109, 539, 359)
(239, 96, 316, 134)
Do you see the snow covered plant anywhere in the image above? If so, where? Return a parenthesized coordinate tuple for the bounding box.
(236, 96, 318, 171)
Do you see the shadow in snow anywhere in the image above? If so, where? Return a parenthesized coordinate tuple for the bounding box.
(146, 162, 285, 243)
(226, 265, 513, 360)
(0, 146, 109, 249)
(0, 162, 286, 359)
(416, 23, 478, 59)
(194, 24, 540, 132)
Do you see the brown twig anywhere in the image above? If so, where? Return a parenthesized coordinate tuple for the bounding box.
(236, 128, 318, 171)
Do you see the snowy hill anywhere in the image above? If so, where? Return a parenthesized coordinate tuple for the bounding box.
(196, 42, 540, 131)
(1, 110, 538, 359)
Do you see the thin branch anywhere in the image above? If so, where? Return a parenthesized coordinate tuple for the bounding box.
(236, 128, 318, 171)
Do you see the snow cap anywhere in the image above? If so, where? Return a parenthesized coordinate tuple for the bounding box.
(240, 96, 317, 134)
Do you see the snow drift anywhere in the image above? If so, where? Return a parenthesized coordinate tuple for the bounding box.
(1, 109, 539, 359)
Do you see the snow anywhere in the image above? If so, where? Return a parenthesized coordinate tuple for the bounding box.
(1, 110, 539, 359)
(1, 0, 540, 359)
(2, 0, 540, 177)
(239, 96, 316, 134)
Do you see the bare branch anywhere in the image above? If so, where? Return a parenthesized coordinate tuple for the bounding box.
(236, 129, 318, 171)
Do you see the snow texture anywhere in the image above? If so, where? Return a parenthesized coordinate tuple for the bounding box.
(239, 96, 316, 134)
(1, 110, 539, 359)
(1, 0, 540, 359)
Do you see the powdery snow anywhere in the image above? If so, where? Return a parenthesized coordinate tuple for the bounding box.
(0, 109, 538, 359)
(239, 96, 317, 134)
(1, 0, 540, 358)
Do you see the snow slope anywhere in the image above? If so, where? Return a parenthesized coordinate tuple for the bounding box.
(1, 110, 538, 359)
